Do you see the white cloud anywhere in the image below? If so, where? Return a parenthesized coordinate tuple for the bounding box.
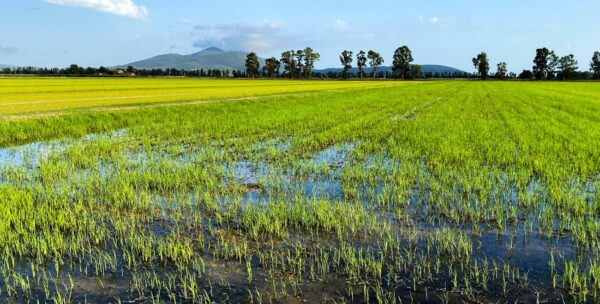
(428, 16, 439, 24)
(44, 0, 148, 19)
(192, 21, 293, 52)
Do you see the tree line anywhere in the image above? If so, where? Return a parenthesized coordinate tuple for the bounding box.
(472, 48, 600, 80)
(0, 63, 470, 79)
(247, 46, 600, 80)
(3, 47, 600, 80)
(245, 47, 322, 79)
(0, 64, 239, 77)
(245, 46, 426, 79)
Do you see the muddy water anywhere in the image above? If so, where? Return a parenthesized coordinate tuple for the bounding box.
(0, 135, 598, 303)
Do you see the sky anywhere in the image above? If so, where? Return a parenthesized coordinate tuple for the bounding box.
(1, 0, 599, 72)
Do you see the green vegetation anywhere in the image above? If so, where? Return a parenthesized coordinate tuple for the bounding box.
(0, 77, 407, 117)
(6, 46, 600, 81)
(472, 52, 490, 80)
(0, 79, 599, 302)
(392, 46, 414, 80)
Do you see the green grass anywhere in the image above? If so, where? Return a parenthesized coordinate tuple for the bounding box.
(0, 77, 413, 116)
(0, 79, 599, 302)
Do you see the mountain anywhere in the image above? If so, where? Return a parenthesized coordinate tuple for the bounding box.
(0, 64, 16, 68)
(315, 65, 468, 75)
(120, 47, 264, 71)
(121, 48, 466, 75)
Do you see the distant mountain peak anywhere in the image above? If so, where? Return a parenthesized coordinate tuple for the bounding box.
(121, 48, 260, 71)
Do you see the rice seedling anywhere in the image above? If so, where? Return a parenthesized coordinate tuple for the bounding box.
(0, 79, 599, 302)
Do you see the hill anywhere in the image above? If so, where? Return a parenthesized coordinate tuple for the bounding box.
(120, 47, 264, 71)
(121, 49, 466, 75)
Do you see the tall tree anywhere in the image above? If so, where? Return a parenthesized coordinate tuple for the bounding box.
(245, 52, 260, 78)
(263, 57, 281, 78)
(496, 62, 507, 79)
(472, 52, 490, 80)
(367, 50, 384, 78)
(280, 50, 296, 79)
(590, 51, 600, 80)
(294, 50, 305, 78)
(303, 47, 320, 78)
(356, 50, 367, 78)
(67, 64, 80, 75)
(558, 54, 578, 80)
(339, 50, 353, 79)
(533, 48, 558, 80)
(392, 46, 413, 79)
(411, 64, 422, 79)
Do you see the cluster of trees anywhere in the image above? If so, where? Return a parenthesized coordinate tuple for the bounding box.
(245, 47, 321, 78)
(531, 48, 577, 80)
(337, 49, 389, 79)
(330, 46, 422, 79)
(245, 46, 428, 79)
(472, 48, 600, 80)
(0, 64, 117, 76)
(0, 64, 238, 78)
(336, 47, 468, 79)
(337, 47, 421, 79)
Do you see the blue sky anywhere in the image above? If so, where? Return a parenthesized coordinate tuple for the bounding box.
(1, 0, 599, 72)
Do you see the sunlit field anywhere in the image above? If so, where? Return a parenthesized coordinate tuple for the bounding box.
(1, 79, 600, 303)
(0, 77, 412, 116)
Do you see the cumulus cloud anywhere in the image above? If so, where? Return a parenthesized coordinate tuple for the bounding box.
(44, 0, 148, 19)
(191, 21, 291, 52)
(0, 45, 18, 54)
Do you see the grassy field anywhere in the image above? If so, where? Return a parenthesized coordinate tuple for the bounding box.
(0, 77, 412, 116)
(1, 79, 599, 303)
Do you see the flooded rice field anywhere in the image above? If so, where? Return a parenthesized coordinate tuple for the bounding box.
(0, 128, 598, 303)
(1, 82, 599, 303)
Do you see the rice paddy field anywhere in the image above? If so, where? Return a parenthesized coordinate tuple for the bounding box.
(0, 78, 599, 303)
(0, 78, 407, 117)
